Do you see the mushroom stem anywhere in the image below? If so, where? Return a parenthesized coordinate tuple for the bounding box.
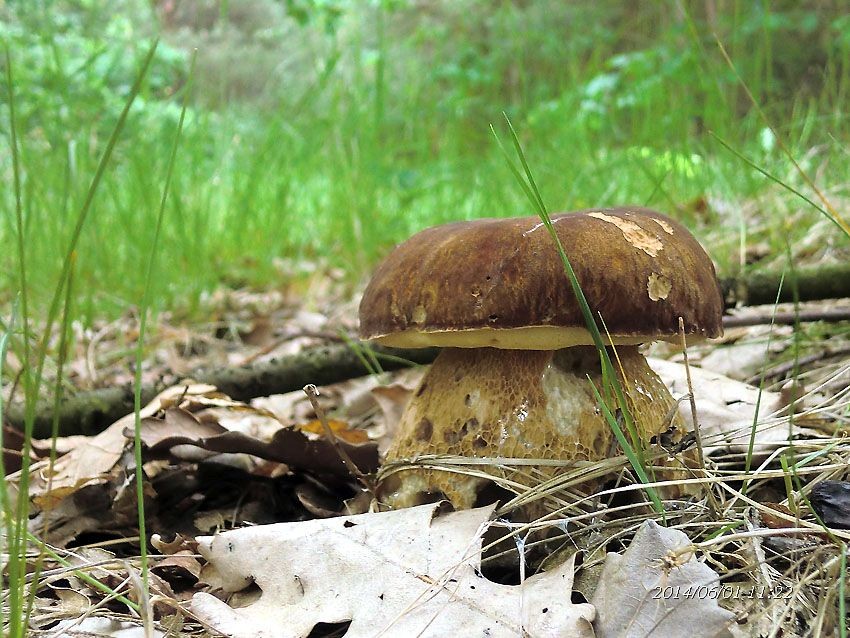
(378, 345, 684, 511)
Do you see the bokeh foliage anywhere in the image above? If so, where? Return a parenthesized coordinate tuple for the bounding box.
(2, 0, 850, 319)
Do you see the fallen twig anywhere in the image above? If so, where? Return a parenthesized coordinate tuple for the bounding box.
(746, 344, 850, 384)
(720, 262, 850, 307)
(723, 307, 850, 328)
(3, 343, 438, 437)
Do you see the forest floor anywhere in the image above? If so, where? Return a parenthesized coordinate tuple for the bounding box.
(4, 276, 850, 636)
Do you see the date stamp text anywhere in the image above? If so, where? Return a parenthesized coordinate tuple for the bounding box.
(651, 584, 792, 600)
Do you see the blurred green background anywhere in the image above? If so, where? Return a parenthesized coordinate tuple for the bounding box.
(2, 0, 849, 321)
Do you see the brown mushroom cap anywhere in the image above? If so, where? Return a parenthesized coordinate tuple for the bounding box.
(360, 207, 723, 349)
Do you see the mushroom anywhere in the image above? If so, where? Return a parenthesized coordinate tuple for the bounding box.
(359, 207, 723, 510)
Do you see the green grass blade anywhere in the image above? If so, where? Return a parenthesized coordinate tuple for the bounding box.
(491, 116, 662, 514)
(3, 40, 29, 637)
(740, 267, 786, 496)
(25, 255, 76, 626)
(711, 132, 849, 239)
(7, 39, 159, 635)
(0, 301, 19, 633)
(24, 532, 140, 613)
(339, 332, 384, 376)
(502, 115, 548, 215)
(131, 49, 194, 629)
(588, 378, 660, 505)
(4, 44, 30, 378)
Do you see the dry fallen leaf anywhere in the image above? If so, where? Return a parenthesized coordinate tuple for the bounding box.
(141, 406, 377, 476)
(648, 358, 830, 456)
(50, 617, 165, 638)
(21, 384, 217, 507)
(591, 520, 735, 638)
(297, 418, 370, 444)
(151, 532, 198, 555)
(696, 328, 788, 380)
(193, 502, 596, 638)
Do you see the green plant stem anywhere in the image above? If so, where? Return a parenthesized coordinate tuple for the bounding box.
(131, 49, 193, 629)
(25, 532, 140, 613)
(25, 254, 76, 627)
(3, 41, 29, 638)
(5, 40, 158, 637)
(491, 114, 662, 515)
(0, 302, 18, 633)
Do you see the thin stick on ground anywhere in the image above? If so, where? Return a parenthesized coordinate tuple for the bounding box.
(723, 307, 850, 328)
(303, 383, 376, 497)
(679, 317, 707, 470)
(748, 345, 850, 384)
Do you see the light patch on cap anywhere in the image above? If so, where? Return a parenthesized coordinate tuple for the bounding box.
(588, 212, 664, 256)
(651, 218, 674, 234)
(647, 272, 672, 301)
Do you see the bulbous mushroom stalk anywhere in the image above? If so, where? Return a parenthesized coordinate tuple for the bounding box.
(359, 208, 724, 511)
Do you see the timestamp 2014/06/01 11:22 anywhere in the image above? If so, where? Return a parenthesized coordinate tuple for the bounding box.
(651, 584, 793, 600)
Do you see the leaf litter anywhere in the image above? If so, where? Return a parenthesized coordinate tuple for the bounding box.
(4, 295, 850, 636)
(192, 502, 597, 638)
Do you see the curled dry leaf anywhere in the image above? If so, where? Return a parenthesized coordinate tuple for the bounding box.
(591, 520, 735, 638)
(151, 532, 198, 555)
(192, 503, 596, 638)
(21, 384, 217, 507)
(151, 551, 203, 584)
(139, 406, 378, 476)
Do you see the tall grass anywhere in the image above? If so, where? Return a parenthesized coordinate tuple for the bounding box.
(1, 40, 159, 636)
(130, 50, 193, 629)
(493, 115, 663, 514)
(2, 1, 850, 322)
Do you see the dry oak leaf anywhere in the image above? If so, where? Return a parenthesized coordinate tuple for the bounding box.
(192, 502, 595, 638)
(591, 520, 735, 638)
(648, 358, 829, 456)
(22, 384, 217, 508)
(139, 406, 377, 476)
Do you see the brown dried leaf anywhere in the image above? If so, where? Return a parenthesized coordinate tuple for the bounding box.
(141, 408, 378, 477)
(193, 503, 596, 638)
(134, 407, 225, 449)
(151, 551, 203, 582)
(648, 358, 828, 456)
(151, 533, 198, 555)
(591, 520, 735, 638)
(22, 384, 217, 506)
(296, 419, 369, 444)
